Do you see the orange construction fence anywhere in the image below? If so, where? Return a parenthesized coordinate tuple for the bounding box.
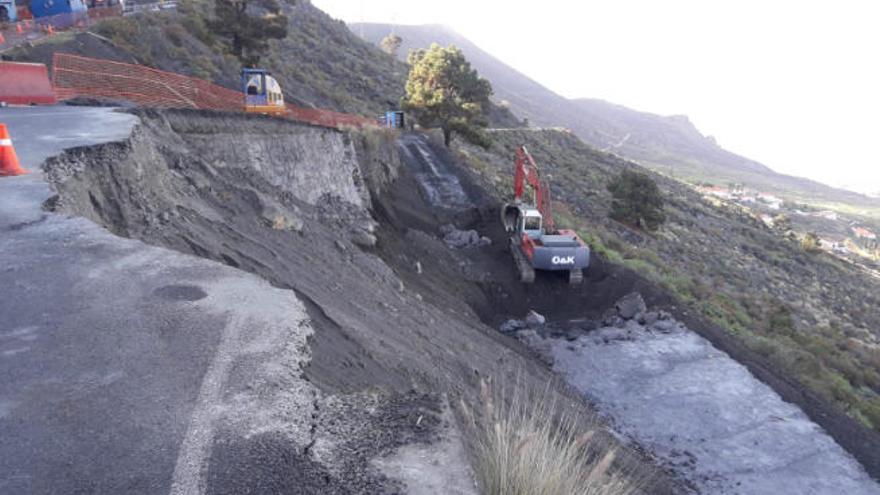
(52, 53, 377, 129)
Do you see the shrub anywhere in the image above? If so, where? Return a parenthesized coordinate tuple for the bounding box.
(607, 170, 665, 231)
(463, 379, 639, 495)
(801, 232, 822, 252)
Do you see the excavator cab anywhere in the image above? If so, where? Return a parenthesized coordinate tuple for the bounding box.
(502, 204, 543, 239)
(242, 68, 286, 115)
(521, 208, 544, 240)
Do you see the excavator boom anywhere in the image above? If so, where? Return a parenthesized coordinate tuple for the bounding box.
(513, 146, 555, 233)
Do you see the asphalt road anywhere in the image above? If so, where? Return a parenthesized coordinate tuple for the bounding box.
(0, 106, 313, 494)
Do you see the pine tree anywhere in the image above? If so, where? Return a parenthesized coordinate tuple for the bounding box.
(209, 0, 289, 67)
(402, 44, 491, 146)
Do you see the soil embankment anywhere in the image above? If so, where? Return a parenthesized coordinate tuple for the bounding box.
(43, 109, 678, 493)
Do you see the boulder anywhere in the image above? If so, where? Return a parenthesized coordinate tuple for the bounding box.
(525, 310, 546, 328)
(639, 311, 660, 326)
(615, 292, 647, 319)
(351, 230, 377, 247)
(441, 224, 489, 249)
(500, 319, 525, 334)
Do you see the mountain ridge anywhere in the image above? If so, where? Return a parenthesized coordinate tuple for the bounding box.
(353, 22, 880, 217)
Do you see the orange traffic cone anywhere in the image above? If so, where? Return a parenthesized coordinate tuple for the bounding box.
(16, 23, 23, 34)
(46, 25, 54, 35)
(0, 124, 27, 177)
(0, 33, 5, 45)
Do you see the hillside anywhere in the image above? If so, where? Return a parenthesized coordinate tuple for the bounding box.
(4, 1, 404, 116)
(354, 22, 880, 217)
(451, 127, 880, 435)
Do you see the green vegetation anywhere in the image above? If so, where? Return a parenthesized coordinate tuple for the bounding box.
(607, 170, 666, 231)
(402, 44, 492, 146)
(208, 0, 288, 66)
(801, 231, 821, 252)
(457, 127, 880, 433)
(85, 1, 408, 115)
(463, 378, 639, 495)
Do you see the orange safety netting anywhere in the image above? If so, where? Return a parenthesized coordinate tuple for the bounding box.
(52, 53, 376, 129)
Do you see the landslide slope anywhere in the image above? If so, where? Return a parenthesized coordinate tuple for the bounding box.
(452, 127, 880, 472)
(42, 109, 679, 493)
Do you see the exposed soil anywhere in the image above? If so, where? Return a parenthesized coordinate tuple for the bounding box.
(42, 109, 681, 493)
(374, 132, 880, 490)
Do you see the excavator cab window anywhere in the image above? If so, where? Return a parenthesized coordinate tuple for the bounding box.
(524, 215, 542, 232)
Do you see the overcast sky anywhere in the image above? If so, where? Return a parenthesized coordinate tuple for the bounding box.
(313, 0, 880, 195)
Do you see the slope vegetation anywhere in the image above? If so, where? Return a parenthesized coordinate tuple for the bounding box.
(6, 1, 404, 115)
(453, 127, 880, 450)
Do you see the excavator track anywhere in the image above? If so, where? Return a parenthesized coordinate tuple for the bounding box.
(568, 268, 583, 285)
(510, 237, 535, 283)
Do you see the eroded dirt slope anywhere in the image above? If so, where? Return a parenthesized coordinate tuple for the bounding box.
(43, 109, 679, 493)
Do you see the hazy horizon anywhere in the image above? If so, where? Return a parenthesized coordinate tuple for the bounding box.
(312, 0, 880, 197)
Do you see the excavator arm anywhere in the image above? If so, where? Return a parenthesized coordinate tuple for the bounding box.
(513, 146, 555, 233)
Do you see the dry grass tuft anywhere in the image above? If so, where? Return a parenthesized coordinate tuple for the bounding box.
(462, 378, 640, 495)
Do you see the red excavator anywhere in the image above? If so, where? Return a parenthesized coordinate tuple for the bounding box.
(501, 146, 590, 284)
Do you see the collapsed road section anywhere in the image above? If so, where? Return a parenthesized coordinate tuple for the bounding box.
(7, 104, 878, 493)
(12, 107, 680, 493)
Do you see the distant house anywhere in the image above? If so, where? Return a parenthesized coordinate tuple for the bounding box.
(700, 186, 733, 200)
(852, 227, 877, 240)
(757, 193, 784, 210)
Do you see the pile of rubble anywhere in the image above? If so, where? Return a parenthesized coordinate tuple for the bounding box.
(499, 292, 682, 343)
(440, 224, 491, 249)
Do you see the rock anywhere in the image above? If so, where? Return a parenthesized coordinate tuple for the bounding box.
(642, 311, 659, 326)
(650, 319, 679, 333)
(658, 310, 672, 321)
(441, 225, 489, 249)
(525, 310, 546, 328)
(593, 327, 630, 344)
(261, 200, 303, 233)
(515, 329, 540, 345)
(615, 292, 647, 319)
(601, 308, 618, 326)
(500, 319, 525, 334)
(334, 240, 347, 252)
(351, 230, 377, 247)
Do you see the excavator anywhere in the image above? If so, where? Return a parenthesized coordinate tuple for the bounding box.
(501, 146, 590, 285)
